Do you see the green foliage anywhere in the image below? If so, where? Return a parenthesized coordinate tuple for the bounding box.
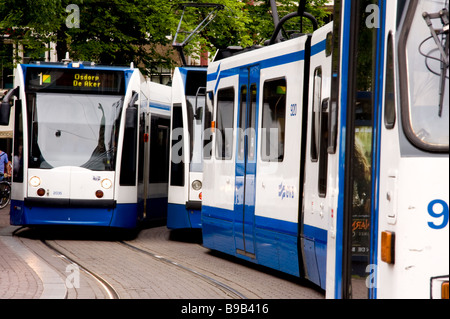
(66, 0, 175, 73)
(243, 0, 330, 45)
(1, 0, 331, 76)
(172, 0, 253, 59)
(0, 0, 64, 64)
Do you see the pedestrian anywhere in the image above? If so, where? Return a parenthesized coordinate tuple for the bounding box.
(0, 149, 9, 181)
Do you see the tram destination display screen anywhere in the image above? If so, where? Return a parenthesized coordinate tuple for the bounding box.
(25, 67, 125, 95)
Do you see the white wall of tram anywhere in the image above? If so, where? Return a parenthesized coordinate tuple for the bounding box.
(375, 0, 449, 298)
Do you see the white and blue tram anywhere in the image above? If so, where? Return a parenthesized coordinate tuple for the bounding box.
(167, 66, 207, 229)
(201, 0, 449, 298)
(0, 61, 171, 229)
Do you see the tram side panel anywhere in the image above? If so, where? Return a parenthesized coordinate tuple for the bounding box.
(167, 67, 207, 229)
(9, 65, 27, 225)
(146, 108, 171, 221)
(105, 69, 142, 228)
(138, 80, 171, 223)
(375, 0, 449, 298)
(302, 22, 334, 290)
(203, 36, 313, 277)
(254, 45, 312, 277)
(168, 68, 190, 228)
(202, 72, 238, 256)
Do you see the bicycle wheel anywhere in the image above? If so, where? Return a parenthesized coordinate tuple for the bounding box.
(0, 182, 11, 209)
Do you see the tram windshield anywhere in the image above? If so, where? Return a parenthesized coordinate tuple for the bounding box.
(186, 95, 204, 172)
(28, 93, 124, 170)
(400, 0, 449, 149)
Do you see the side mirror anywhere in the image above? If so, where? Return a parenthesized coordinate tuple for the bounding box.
(195, 87, 206, 120)
(125, 106, 138, 129)
(0, 87, 19, 126)
(125, 91, 139, 129)
(128, 90, 139, 108)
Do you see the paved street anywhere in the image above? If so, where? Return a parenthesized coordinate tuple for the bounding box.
(0, 206, 324, 300)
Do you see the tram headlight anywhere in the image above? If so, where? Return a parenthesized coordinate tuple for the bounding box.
(192, 180, 202, 191)
(101, 178, 112, 189)
(29, 176, 41, 187)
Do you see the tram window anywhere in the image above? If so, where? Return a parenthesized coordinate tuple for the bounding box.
(248, 84, 257, 161)
(138, 93, 148, 184)
(384, 33, 396, 129)
(170, 104, 184, 187)
(27, 92, 124, 171)
(138, 112, 146, 184)
(318, 99, 329, 197)
(261, 78, 286, 162)
(238, 85, 247, 161)
(13, 100, 24, 183)
(398, 0, 449, 151)
(186, 98, 195, 163)
(215, 87, 235, 160)
(203, 91, 214, 160)
(238, 84, 257, 161)
(326, 32, 333, 57)
(311, 68, 322, 162)
(150, 116, 170, 183)
(185, 71, 207, 96)
(120, 104, 138, 186)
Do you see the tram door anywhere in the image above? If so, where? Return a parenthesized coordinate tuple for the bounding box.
(235, 66, 259, 257)
(137, 99, 150, 220)
(338, 0, 379, 299)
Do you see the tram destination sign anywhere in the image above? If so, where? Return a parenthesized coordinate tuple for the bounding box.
(25, 67, 125, 95)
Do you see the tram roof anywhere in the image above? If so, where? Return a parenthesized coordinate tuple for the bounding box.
(20, 61, 136, 72)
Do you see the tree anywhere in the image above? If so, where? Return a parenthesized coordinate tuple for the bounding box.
(242, 0, 331, 45)
(170, 0, 253, 61)
(0, 0, 177, 75)
(0, 0, 63, 63)
(64, 0, 176, 74)
(175, 0, 331, 60)
(1, 0, 331, 76)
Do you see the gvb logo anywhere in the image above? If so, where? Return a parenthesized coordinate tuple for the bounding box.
(66, 264, 80, 289)
(365, 264, 377, 289)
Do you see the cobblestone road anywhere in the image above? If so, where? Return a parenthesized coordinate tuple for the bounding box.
(1, 207, 324, 300)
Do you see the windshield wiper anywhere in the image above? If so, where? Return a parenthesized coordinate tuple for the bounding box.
(81, 147, 116, 170)
(422, 8, 449, 117)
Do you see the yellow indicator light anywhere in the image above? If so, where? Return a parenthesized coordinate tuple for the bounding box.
(381, 231, 395, 264)
(442, 282, 449, 299)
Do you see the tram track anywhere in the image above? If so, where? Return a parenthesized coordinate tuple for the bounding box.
(12, 226, 119, 299)
(41, 239, 120, 299)
(11, 226, 246, 299)
(119, 240, 248, 299)
(6, 224, 320, 299)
